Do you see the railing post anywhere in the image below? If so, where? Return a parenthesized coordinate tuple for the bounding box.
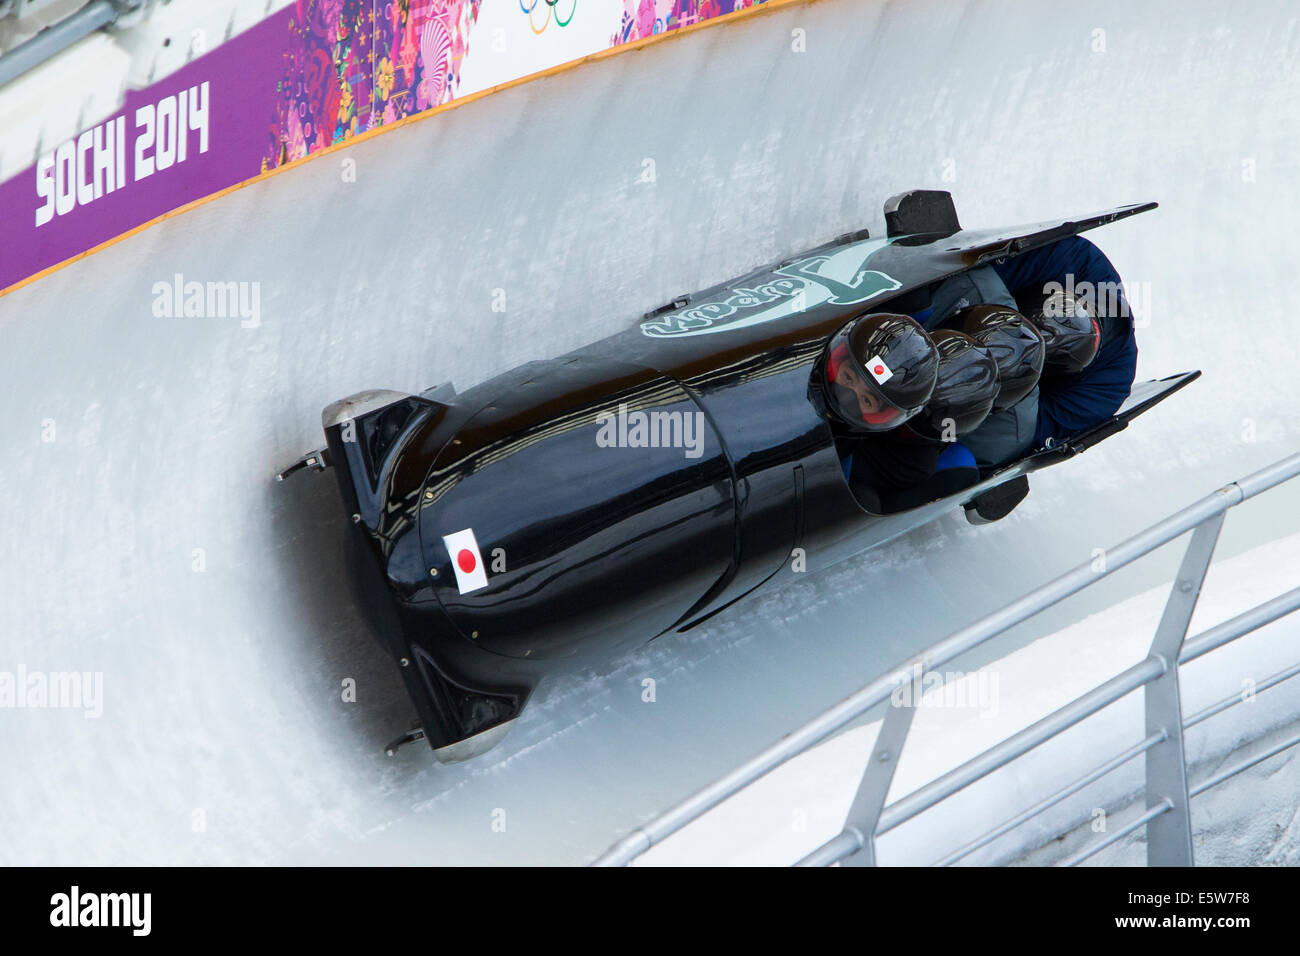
(838, 688, 916, 866)
(1143, 513, 1224, 866)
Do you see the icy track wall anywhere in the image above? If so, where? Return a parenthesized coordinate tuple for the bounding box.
(0, 0, 781, 295)
(2, 0, 1299, 865)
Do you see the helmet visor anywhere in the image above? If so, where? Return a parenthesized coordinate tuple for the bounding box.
(824, 337, 908, 432)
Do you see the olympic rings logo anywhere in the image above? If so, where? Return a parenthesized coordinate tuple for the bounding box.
(519, 0, 577, 34)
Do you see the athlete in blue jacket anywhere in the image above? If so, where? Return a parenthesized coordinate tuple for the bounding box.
(993, 235, 1138, 448)
(921, 235, 1138, 467)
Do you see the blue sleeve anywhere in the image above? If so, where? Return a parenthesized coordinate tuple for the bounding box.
(1033, 334, 1138, 446)
(994, 236, 1139, 445)
(992, 235, 1130, 321)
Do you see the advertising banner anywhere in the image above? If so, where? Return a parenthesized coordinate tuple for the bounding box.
(0, 0, 773, 295)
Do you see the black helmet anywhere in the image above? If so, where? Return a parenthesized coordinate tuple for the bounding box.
(909, 330, 1000, 441)
(947, 304, 1046, 410)
(1015, 288, 1101, 376)
(822, 313, 939, 433)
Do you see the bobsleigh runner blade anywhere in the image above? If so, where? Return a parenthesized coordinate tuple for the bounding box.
(275, 447, 332, 481)
(385, 726, 426, 756)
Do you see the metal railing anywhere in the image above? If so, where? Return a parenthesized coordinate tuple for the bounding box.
(0, 1, 141, 88)
(593, 453, 1300, 866)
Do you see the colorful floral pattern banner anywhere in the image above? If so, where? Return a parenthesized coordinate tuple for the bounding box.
(267, 0, 483, 168)
(614, 1, 760, 44)
(0, 0, 772, 294)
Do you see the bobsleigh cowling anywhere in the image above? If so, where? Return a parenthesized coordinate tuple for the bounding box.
(286, 191, 1199, 761)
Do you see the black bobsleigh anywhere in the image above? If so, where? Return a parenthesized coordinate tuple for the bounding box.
(279, 191, 1198, 761)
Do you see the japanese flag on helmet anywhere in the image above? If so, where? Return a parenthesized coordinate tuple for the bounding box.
(864, 354, 893, 385)
(442, 528, 488, 594)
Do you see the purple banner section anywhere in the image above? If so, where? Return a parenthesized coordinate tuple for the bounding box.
(0, 0, 775, 295)
(1, 13, 281, 293)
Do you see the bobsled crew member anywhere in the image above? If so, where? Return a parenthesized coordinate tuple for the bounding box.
(921, 235, 1139, 468)
(821, 313, 1000, 513)
(823, 235, 1137, 512)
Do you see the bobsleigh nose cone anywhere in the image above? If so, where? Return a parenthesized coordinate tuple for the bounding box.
(322, 389, 415, 428)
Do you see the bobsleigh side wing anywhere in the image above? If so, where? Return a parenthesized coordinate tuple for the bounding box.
(1044, 369, 1201, 457)
(985, 370, 1201, 482)
(954, 201, 1159, 268)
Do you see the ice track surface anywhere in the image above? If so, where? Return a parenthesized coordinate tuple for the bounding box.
(2, 0, 1299, 864)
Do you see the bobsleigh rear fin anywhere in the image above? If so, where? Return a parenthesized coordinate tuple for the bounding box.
(1116, 369, 1201, 416)
(1061, 369, 1200, 455)
(973, 370, 1199, 484)
(973, 202, 1159, 267)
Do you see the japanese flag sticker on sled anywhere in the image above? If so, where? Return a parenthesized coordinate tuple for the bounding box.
(442, 528, 489, 594)
(865, 354, 893, 385)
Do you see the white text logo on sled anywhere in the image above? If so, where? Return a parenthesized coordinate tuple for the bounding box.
(640, 237, 900, 338)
